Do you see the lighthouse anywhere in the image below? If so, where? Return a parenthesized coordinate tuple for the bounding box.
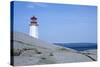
(29, 16, 39, 38)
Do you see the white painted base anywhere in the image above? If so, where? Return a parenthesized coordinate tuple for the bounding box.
(29, 25, 38, 38)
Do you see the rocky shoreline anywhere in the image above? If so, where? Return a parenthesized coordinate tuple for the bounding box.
(11, 32, 97, 66)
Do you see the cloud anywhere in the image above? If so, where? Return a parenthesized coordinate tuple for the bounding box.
(34, 2, 49, 7)
(27, 5, 35, 8)
(27, 2, 49, 8)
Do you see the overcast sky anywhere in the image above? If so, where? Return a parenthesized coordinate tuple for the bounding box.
(12, 1, 97, 43)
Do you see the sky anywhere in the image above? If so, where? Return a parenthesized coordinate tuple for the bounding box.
(12, 1, 97, 43)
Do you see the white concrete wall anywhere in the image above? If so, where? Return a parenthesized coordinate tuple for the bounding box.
(29, 25, 38, 38)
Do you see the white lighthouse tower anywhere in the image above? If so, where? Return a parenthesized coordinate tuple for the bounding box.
(29, 16, 39, 38)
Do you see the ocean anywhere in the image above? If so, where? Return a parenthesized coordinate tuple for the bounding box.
(54, 43, 97, 51)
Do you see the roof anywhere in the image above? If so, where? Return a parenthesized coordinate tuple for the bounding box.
(31, 16, 37, 20)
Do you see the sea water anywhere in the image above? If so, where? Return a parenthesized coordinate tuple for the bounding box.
(54, 43, 97, 51)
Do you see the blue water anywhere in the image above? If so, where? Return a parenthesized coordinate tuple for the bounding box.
(54, 43, 97, 51)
